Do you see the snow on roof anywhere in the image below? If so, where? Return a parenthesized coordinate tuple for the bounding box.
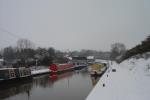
(87, 56, 94, 59)
(86, 58, 150, 100)
(0, 68, 16, 70)
(94, 59, 108, 63)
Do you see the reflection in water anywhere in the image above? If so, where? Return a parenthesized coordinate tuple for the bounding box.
(1, 68, 94, 100)
(90, 76, 100, 87)
(0, 79, 33, 100)
(50, 71, 74, 80)
(33, 75, 53, 88)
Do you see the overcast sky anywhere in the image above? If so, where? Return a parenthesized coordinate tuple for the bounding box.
(0, 0, 150, 51)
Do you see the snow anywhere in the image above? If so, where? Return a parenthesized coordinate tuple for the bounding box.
(86, 58, 150, 100)
(0, 68, 16, 70)
(31, 68, 50, 75)
(87, 56, 94, 59)
(95, 59, 108, 64)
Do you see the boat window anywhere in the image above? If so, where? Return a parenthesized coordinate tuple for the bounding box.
(9, 69, 16, 78)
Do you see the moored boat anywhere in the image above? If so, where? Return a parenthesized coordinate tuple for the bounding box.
(73, 62, 88, 70)
(49, 63, 74, 74)
(0, 67, 31, 82)
(90, 63, 107, 76)
(71, 56, 88, 70)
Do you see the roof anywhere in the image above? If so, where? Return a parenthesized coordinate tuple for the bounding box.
(0, 68, 16, 70)
(72, 57, 87, 60)
(0, 59, 4, 62)
(95, 59, 108, 63)
(87, 56, 94, 60)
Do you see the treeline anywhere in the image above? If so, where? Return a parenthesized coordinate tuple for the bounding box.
(68, 50, 111, 60)
(0, 37, 135, 67)
(118, 35, 150, 62)
(0, 38, 111, 67)
(0, 39, 67, 67)
(1, 47, 68, 67)
(0, 38, 113, 67)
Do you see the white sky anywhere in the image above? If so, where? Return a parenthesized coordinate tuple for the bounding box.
(0, 0, 150, 51)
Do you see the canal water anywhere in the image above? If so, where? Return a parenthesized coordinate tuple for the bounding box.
(0, 68, 100, 100)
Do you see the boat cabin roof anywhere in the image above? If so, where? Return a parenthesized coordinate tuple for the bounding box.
(72, 57, 87, 60)
(0, 68, 16, 70)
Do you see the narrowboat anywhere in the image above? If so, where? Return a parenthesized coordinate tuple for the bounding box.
(71, 57, 88, 70)
(0, 67, 31, 82)
(0, 68, 16, 81)
(49, 63, 74, 74)
(73, 62, 88, 70)
(90, 63, 107, 76)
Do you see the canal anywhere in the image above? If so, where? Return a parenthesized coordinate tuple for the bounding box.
(0, 67, 100, 100)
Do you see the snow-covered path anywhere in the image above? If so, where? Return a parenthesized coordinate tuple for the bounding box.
(86, 58, 150, 100)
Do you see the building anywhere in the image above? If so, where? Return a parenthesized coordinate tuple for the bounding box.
(0, 58, 4, 67)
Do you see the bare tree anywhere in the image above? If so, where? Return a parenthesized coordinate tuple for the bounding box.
(3, 46, 15, 62)
(16, 39, 35, 66)
(17, 38, 35, 50)
(110, 43, 126, 60)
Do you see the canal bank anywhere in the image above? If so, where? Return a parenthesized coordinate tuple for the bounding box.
(86, 58, 150, 100)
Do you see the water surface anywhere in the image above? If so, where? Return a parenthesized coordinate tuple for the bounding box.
(0, 68, 100, 100)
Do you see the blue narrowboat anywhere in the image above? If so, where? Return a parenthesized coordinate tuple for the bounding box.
(71, 57, 88, 70)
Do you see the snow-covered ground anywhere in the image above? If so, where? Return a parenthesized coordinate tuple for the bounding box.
(86, 57, 150, 100)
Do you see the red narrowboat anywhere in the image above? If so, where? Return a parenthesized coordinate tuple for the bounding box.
(49, 63, 74, 73)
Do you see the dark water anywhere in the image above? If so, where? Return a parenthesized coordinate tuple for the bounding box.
(0, 68, 100, 100)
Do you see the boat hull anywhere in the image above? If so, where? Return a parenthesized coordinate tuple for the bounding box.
(74, 65, 87, 70)
(50, 67, 74, 74)
(0, 75, 32, 84)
